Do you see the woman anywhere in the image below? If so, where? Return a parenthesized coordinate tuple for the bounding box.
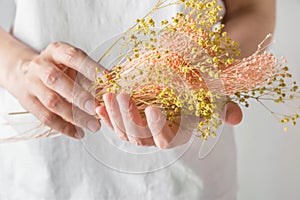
(0, 0, 275, 199)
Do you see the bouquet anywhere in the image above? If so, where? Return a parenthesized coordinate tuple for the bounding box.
(93, 0, 299, 140)
(1, 0, 299, 142)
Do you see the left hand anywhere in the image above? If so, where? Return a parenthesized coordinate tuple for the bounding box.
(96, 93, 242, 149)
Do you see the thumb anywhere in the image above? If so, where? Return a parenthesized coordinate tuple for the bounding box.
(225, 101, 243, 126)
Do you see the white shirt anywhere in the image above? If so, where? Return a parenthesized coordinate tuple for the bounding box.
(0, 1, 237, 199)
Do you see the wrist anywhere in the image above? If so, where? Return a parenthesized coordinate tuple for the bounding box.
(0, 28, 39, 89)
(0, 40, 38, 89)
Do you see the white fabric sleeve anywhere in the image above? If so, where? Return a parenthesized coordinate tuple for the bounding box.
(0, 0, 16, 31)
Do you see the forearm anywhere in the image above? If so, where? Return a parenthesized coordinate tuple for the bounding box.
(0, 28, 37, 89)
(223, 0, 276, 57)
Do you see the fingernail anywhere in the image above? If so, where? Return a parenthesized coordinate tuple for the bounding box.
(95, 106, 102, 117)
(85, 99, 96, 114)
(117, 94, 131, 111)
(87, 119, 101, 132)
(105, 94, 117, 109)
(75, 130, 84, 139)
(148, 109, 160, 123)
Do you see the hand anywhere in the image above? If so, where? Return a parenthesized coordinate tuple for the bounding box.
(6, 42, 105, 139)
(96, 93, 242, 149)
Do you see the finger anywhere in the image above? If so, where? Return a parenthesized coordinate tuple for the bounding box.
(37, 63, 98, 115)
(22, 95, 84, 139)
(103, 93, 128, 141)
(117, 93, 151, 137)
(43, 42, 107, 81)
(64, 68, 77, 81)
(63, 67, 93, 92)
(117, 93, 155, 146)
(30, 81, 74, 123)
(72, 105, 101, 133)
(145, 106, 176, 149)
(96, 105, 114, 131)
(76, 72, 94, 91)
(225, 101, 243, 126)
(29, 72, 100, 133)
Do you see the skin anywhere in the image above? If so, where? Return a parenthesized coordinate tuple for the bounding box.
(0, 0, 275, 146)
(223, 0, 276, 57)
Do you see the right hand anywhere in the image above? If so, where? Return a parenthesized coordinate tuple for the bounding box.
(96, 93, 242, 149)
(5, 42, 105, 139)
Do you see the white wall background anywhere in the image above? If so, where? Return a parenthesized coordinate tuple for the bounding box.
(235, 0, 300, 199)
(0, 0, 299, 199)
